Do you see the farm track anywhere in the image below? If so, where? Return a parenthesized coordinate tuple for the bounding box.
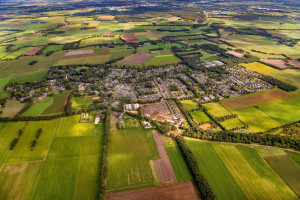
(106, 181, 200, 200)
(152, 131, 177, 184)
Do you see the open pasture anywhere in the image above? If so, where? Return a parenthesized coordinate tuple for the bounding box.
(269, 69, 300, 89)
(222, 89, 299, 110)
(1, 100, 25, 118)
(107, 128, 159, 192)
(232, 107, 281, 132)
(220, 118, 245, 130)
(187, 140, 298, 200)
(203, 102, 231, 118)
(259, 96, 300, 124)
(180, 100, 198, 110)
(41, 93, 70, 115)
(191, 110, 210, 124)
(241, 62, 278, 74)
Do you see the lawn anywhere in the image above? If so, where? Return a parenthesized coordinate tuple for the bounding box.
(191, 110, 210, 123)
(23, 96, 54, 116)
(165, 141, 192, 182)
(42, 93, 69, 115)
(1, 100, 25, 118)
(107, 128, 160, 192)
(187, 140, 298, 200)
(233, 107, 282, 132)
(55, 115, 96, 137)
(259, 96, 300, 124)
(180, 100, 198, 110)
(203, 102, 231, 117)
(269, 69, 300, 89)
(220, 118, 245, 130)
(241, 62, 278, 74)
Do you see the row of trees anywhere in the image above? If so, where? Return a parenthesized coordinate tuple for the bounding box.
(176, 136, 216, 200)
(31, 128, 43, 151)
(260, 75, 297, 92)
(10, 126, 26, 150)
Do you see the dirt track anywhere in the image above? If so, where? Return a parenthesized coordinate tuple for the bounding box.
(106, 181, 200, 200)
(152, 131, 177, 184)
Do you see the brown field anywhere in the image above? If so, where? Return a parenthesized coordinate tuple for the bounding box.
(64, 49, 94, 59)
(121, 33, 140, 43)
(288, 60, 300, 68)
(97, 48, 110, 55)
(222, 89, 299, 110)
(102, 31, 112, 37)
(167, 16, 181, 21)
(199, 123, 212, 130)
(152, 131, 177, 184)
(61, 93, 71, 112)
(106, 181, 200, 200)
(119, 52, 155, 64)
(227, 50, 244, 58)
(17, 38, 32, 41)
(22, 46, 45, 56)
(141, 102, 170, 116)
(260, 59, 288, 69)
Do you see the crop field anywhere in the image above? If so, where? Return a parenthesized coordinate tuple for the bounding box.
(203, 102, 231, 117)
(221, 89, 299, 110)
(241, 62, 278, 74)
(191, 110, 210, 124)
(0, 77, 11, 90)
(259, 96, 300, 124)
(187, 140, 298, 200)
(232, 107, 281, 132)
(1, 100, 25, 118)
(107, 128, 160, 192)
(3, 47, 31, 60)
(8, 71, 48, 84)
(23, 96, 54, 116)
(256, 147, 300, 197)
(164, 141, 192, 182)
(286, 151, 300, 166)
(260, 59, 289, 69)
(269, 69, 300, 89)
(180, 100, 198, 110)
(42, 93, 69, 115)
(220, 118, 245, 130)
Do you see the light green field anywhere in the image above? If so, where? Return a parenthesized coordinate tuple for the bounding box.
(233, 107, 281, 132)
(203, 102, 231, 118)
(1, 100, 25, 118)
(0, 77, 11, 90)
(269, 69, 300, 89)
(42, 93, 69, 115)
(191, 110, 210, 123)
(241, 62, 278, 74)
(3, 47, 31, 60)
(55, 115, 95, 137)
(72, 96, 94, 110)
(187, 140, 298, 200)
(165, 141, 192, 182)
(180, 100, 198, 110)
(9, 71, 48, 84)
(23, 96, 54, 117)
(107, 128, 159, 192)
(220, 118, 245, 130)
(42, 45, 64, 54)
(260, 96, 300, 124)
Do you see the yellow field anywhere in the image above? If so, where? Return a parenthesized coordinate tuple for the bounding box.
(241, 62, 278, 74)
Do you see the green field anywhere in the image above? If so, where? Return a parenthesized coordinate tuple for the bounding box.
(42, 45, 64, 54)
(72, 96, 94, 110)
(9, 71, 48, 84)
(23, 96, 54, 116)
(180, 100, 198, 110)
(269, 69, 300, 89)
(220, 118, 245, 130)
(187, 140, 298, 200)
(42, 93, 69, 115)
(107, 128, 159, 192)
(233, 107, 281, 132)
(191, 110, 210, 124)
(203, 102, 231, 117)
(241, 62, 278, 74)
(1, 100, 25, 118)
(165, 141, 192, 182)
(259, 96, 300, 124)
(0, 77, 11, 90)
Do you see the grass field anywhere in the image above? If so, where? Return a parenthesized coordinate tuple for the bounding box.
(187, 140, 298, 200)
(1, 100, 25, 118)
(203, 102, 231, 117)
(107, 128, 160, 192)
(9, 71, 48, 84)
(220, 118, 245, 130)
(191, 110, 210, 124)
(233, 107, 282, 132)
(0, 77, 11, 90)
(259, 96, 300, 124)
(241, 62, 278, 74)
(165, 141, 192, 182)
(269, 69, 300, 89)
(42, 93, 69, 115)
(72, 96, 94, 110)
(180, 100, 198, 110)
(285, 151, 300, 166)
(23, 96, 54, 116)
(42, 45, 64, 54)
